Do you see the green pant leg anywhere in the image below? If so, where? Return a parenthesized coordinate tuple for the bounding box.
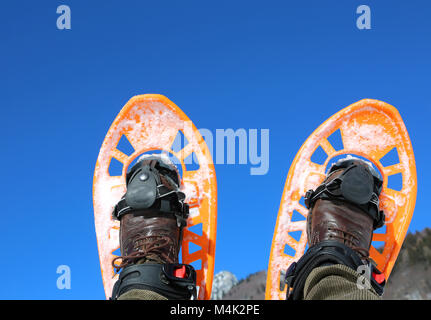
(117, 289, 168, 300)
(303, 264, 381, 300)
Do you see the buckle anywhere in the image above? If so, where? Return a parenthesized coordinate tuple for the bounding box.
(372, 271, 385, 285)
(162, 263, 197, 299)
(162, 263, 195, 283)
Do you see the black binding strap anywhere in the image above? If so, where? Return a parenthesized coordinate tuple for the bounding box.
(111, 263, 197, 300)
(284, 241, 385, 300)
(112, 158, 189, 229)
(304, 159, 385, 229)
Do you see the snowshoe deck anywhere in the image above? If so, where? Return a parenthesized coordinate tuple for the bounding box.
(266, 99, 417, 300)
(93, 94, 217, 300)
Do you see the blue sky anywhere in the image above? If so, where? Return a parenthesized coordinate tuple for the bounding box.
(1, 0, 430, 299)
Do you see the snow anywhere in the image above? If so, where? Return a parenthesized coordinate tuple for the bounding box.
(210, 271, 239, 300)
(327, 154, 369, 171)
(137, 152, 176, 167)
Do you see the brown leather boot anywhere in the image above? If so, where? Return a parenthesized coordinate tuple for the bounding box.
(110, 155, 196, 300)
(307, 173, 373, 261)
(285, 157, 386, 299)
(305, 158, 385, 261)
(112, 155, 186, 270)
(114, 208, 182, 268)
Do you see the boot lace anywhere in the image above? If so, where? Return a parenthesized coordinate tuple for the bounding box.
(327, 226, 370, 259)
(111, 235, 173, 273)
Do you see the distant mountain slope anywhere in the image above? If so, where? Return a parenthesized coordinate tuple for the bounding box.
(217, 228, 431, 300)
(221, 270, 267, 300)
(383, 228, 431, 299)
